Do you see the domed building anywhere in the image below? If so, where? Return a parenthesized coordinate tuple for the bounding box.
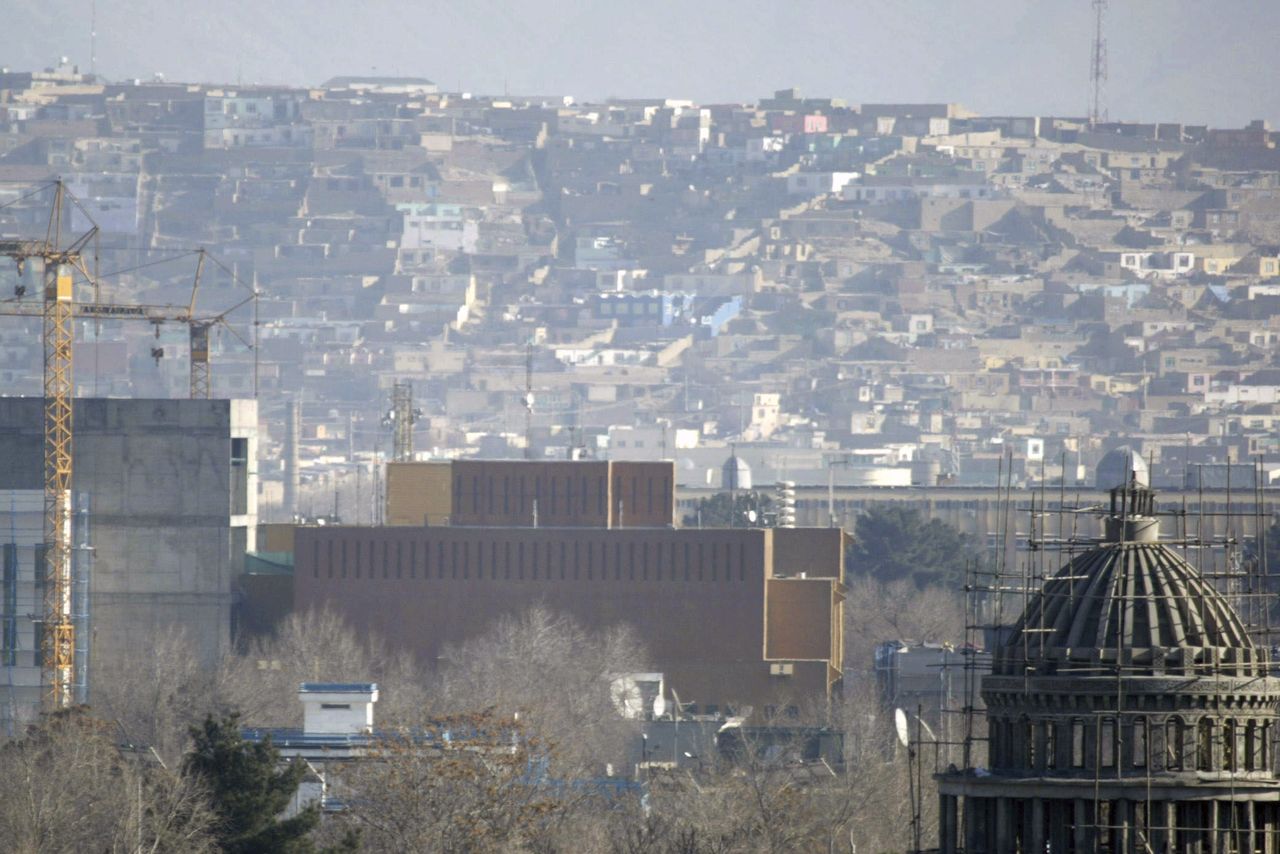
(1096, 445, 1150, 490)
(721, 452, 752, 491)
(937, 485, 1280, 852)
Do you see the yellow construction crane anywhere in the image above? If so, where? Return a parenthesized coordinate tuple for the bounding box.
(0, 182, 254, 708)
(0, 181, 92, 709)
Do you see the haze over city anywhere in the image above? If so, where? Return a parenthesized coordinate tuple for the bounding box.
(2, 1, 1280, 851)
(9, 0, 1280, 125)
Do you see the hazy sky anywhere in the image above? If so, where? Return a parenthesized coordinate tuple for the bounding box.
(10, 0, 1280, 127)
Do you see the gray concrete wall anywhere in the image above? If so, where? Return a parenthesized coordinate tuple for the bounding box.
(0, 398, 258, 683)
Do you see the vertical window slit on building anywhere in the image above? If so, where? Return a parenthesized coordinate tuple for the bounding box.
(1197, 718, 1213, 770)
(1100, 717, 1116, 768)
(1223, 720, 1236, 772)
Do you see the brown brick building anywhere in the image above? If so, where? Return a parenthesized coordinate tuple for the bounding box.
(292, 460, 845, 714)
(385, 459, 674, 528)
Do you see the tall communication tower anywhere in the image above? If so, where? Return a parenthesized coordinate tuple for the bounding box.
(387, 380, 417, 463)
(1088, 0, 1108, 126)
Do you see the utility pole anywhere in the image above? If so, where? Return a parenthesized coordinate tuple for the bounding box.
(1088, 0, 1108, 126)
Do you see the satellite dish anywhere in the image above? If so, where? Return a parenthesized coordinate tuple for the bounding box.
(653, 694, 667, 719)
(894, 708, 910, 748)
(747, 509, 758, 523)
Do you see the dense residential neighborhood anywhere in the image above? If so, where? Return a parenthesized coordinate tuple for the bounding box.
(4, 62, 1280, 520)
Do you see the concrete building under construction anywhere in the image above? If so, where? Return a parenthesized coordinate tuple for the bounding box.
(0, 398, 258, 693)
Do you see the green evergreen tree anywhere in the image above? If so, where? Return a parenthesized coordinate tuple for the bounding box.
(848, 504, 976, 587)
(184, 713, 336, 854)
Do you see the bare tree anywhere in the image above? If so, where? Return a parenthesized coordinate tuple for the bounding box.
(843, 576, 966, 685)
(220, 606, 429, 728)
(92, 625, 219, 768)
(0, 708, 218, 854)
(433, 605, 649, 777)
(330, 711, 569, 854)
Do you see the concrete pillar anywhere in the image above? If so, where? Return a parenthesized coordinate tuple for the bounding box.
(1112, 798, 1127, 853)
(996, 798, 1012, 853)
(964, 796, 986, 853)
(940, 794, 957, 854)
(1074, 798, 1091, 852)
(1049, 799, 1070, 852)
(284, 398, 300, 519)
(1029, 798, 1045, 853)
(1149, 800, 1170, 853)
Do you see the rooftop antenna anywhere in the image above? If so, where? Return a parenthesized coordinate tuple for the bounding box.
(89, 0, 97, 76)
(1088, 0, 1108, 126)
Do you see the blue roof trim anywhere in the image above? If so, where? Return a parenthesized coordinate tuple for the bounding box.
(299, 682, 378, 693)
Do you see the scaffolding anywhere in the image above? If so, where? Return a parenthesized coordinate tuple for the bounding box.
(0, 489, 91, 736)
(914, 451, 1280, 852)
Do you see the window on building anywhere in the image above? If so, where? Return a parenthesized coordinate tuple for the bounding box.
(230, 437, 249, 515)
(2, 544, 15, 666)
(1198, 718, 1214, 770)
(1133, 718, 1147, 768)
(1100, 718, 1116, 768)
(1063, 705, 1085, 769)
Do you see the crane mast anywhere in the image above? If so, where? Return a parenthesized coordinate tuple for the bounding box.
(42, 256, 75, 709)
(0, 180, 87, 709)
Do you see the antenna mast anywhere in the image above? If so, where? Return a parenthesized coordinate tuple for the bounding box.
(1088, 0, 1108, 126)
(390, 380, 416, 463)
